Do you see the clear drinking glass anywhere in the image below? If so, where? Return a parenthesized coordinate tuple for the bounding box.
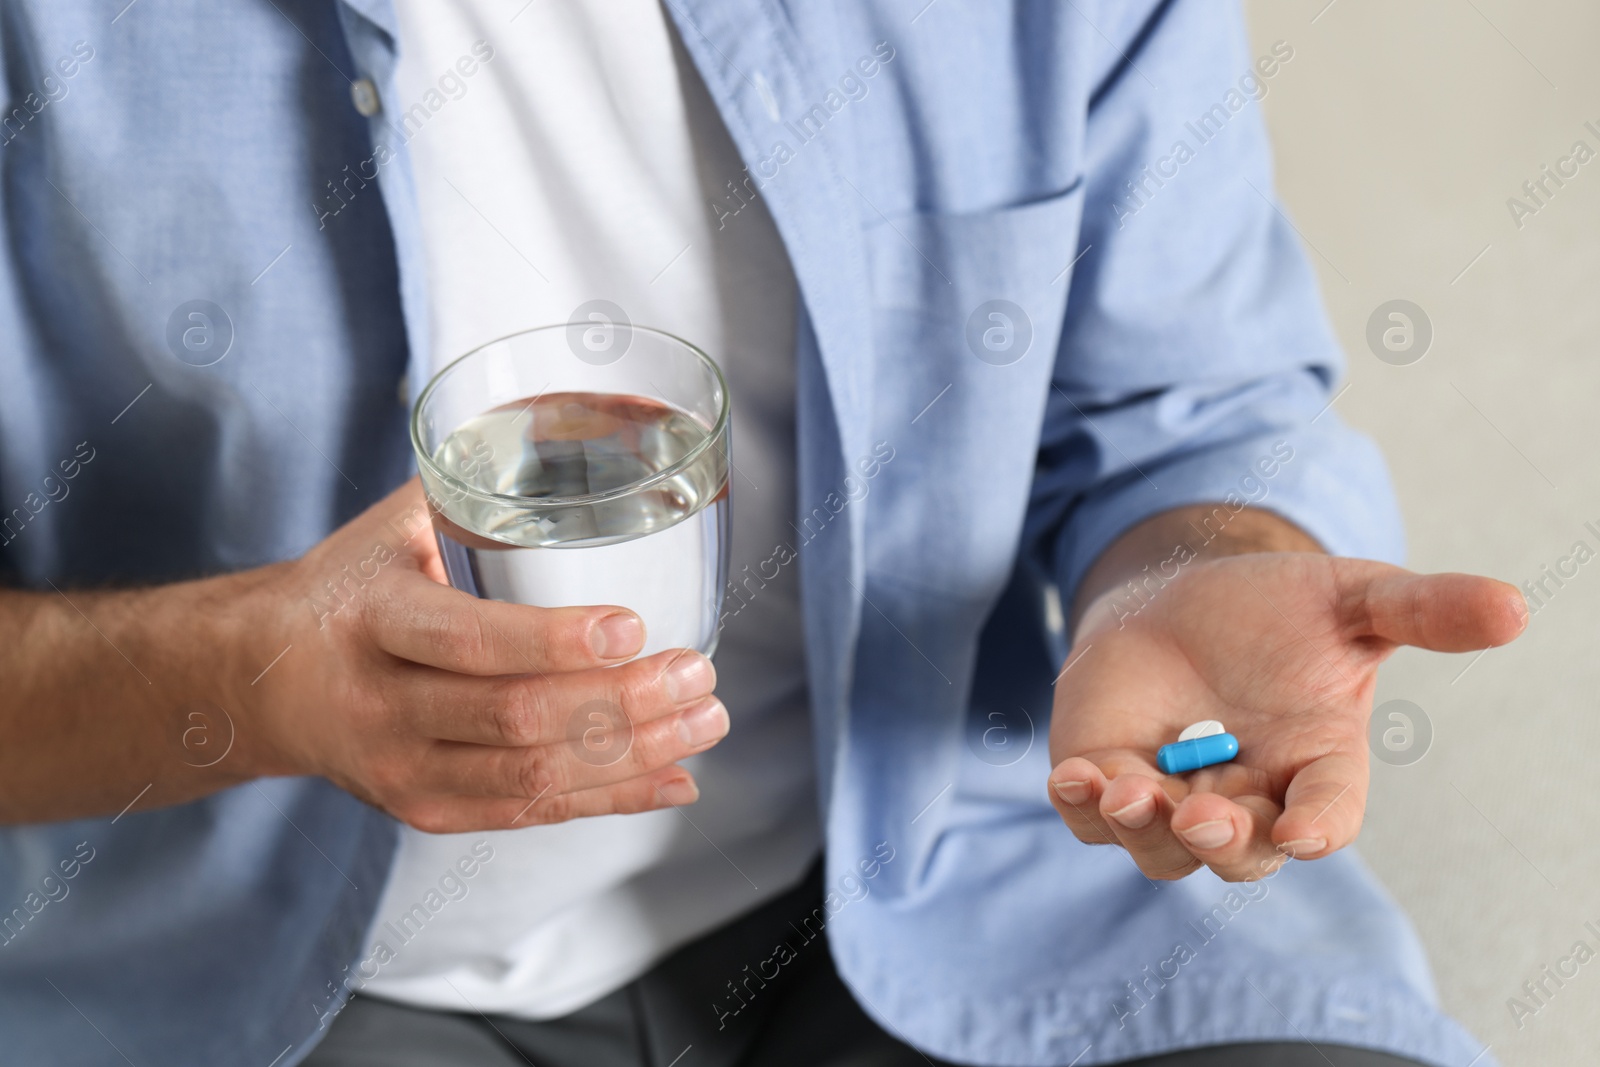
(411, 323, 730, 658)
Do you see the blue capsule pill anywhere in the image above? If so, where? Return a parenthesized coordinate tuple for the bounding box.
(1157, 732, 1239, 775)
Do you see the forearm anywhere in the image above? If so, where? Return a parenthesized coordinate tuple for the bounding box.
(1070, 503, 1324, 636)
(0, 568, 282, 824)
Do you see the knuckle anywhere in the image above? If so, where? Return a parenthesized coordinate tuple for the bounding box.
(624, 718, 675, 770)
(514, 748, 561, 798)
(616, 659, 670, 715)
(540, 609, 588, 656)
(429, 608, 487, 670)
(530, 791, 575, 825)
(342, 581, 378, 632)
(489, 683, 546, 745)
(422, 611, 466, 664)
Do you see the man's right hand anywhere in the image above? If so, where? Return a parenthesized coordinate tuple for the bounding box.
(0, 478, 728, 830)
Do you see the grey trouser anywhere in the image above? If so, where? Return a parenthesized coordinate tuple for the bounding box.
(303, 863, 1428, 1067)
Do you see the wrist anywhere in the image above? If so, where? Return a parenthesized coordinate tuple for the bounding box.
(1070, 583, 1128, 646)
(1070, 504, 1323, 634)
(135, 563, 302, 782)
(211, 561, 305, 779)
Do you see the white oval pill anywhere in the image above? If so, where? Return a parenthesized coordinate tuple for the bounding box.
(1178, 719, 1226, 742)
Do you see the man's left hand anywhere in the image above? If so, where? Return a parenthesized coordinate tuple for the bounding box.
(1047, 550, 1526, 882)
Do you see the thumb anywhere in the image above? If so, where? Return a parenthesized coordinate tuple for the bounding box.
(1343, 563, 1528, 652)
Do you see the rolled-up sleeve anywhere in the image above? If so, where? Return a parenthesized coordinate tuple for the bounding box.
(1026, 0, 1405, 606)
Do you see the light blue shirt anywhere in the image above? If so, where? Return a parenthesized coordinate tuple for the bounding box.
(0, 2, 1492, 1064)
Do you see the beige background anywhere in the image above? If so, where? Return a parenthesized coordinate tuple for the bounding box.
(1243, 1, 1600, 1063)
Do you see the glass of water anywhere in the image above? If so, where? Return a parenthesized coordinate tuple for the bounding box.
(410, 323, 730, 658)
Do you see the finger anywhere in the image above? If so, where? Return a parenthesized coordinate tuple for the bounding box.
(1171, 792, 1285, 882)
(1098, 773, 1200, 880)
(1048, 758, 1119, 845)
(370, 571, 648, 675)
(398, 648, 717, 746)
(1272, 749, 1368, 859)
(1343, 563, 1528, 653)
(396, 766, 700, 834)
(418, 695, 729, 798)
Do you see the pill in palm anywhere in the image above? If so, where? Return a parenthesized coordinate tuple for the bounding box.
(1157, 728, 1239, 775)
(1177, 719, 1225, 742)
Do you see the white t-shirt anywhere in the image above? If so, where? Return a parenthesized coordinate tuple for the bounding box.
(360, 0, 818, 1018)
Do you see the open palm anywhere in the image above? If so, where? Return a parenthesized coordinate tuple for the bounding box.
(1047, 553, 1526, 882)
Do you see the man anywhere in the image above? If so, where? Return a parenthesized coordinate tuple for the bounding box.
(0, 2, 1523, 1065)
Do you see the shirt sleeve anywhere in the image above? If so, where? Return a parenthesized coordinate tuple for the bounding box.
(1026, 0, 1405, 611)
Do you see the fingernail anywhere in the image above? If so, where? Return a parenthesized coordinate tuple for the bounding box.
(664, 653, 715, 703)
(676, 698, 729, 747)
(1053, 779, 1091, 805)
(1277, 837, 1326, 859)
(1107, 795, 1155, 830)
(658, 777, 699, 806)
(593, 613, 644, 660)
(1177, 819, 1235, 851)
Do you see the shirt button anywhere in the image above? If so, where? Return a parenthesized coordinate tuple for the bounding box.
(350, 78, 381, 117)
